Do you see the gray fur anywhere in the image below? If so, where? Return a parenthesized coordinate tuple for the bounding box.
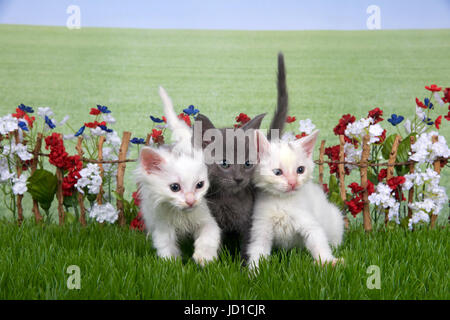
(192, 53, 289, 260)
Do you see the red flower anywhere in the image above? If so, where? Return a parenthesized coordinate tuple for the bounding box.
(368, 108, 384, 124)
(90, 108, 101, 115)
(286, 116, 296, 123)
(235, 113, 251, 127)
(325, 145, 349, 175)
(178, 113, 191, 127)
(378, 169, 387, 182)
(333, 114, 355, 136)
(415, 98, 426, 109)
(130, 213, 145, 232)
(348, 182, 364, 194)
(132, 191, 141, 207)
(296, 133, 307, 139)
(24, 114, 35, 128)
(345, 197, 364, 217)
(445, 111, 450, 122)
(435, 115, 442, 129)
(425, 84, 442, 92)
(12, 108, 26, 119)
(151, 129, 164, 145)
(85, 121, 106, 128)
(387, 176, 405, 190)
(322, 184, 329, 194)
(375, 129, 386, 145)
(162, 116, 167, 123)
(443, 88, 450, 103)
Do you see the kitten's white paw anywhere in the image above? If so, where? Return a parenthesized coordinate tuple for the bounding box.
(192, 249, 216, 266)
(316, 257, 344, 267)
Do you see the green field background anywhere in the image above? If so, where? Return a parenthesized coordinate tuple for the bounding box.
(0, 25, 449, 222)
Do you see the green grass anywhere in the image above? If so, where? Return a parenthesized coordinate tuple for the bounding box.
(0, 221, 448, 299)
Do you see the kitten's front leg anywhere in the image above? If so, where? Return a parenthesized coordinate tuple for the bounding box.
(151, 223, 181, 259)
(293, 216, 337, 265)
(193, 218, 221, 266)
(247, 217, 274, 272)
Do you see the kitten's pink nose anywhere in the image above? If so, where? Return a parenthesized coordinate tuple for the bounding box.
(185, 192, 196, 207)
(287, 177, 297, 190)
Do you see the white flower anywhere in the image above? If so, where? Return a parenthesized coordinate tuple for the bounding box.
(37, 107, 54, 119)
(12, 174, 27, 195)
(106, 131, 121, 146)
(59, 115, 70, 126)
(63, 134, 76, 140)
(281, 132, 296, 142)
(75, 163, 102, 194)
(408, 210, 430, 230)
(368, 123, 383, 144)
(0, 158, 15, 182)
(90, 127, 105, 136)
(89, 203, 118, 224)
(14, 143, 33, 161)
(434, 92, 445, 106)
(403, 119, 412, 134)
(102, 113, 116, 124)
(298, 119, 316, 135)
(344, 143, 361, 171)
(415, 106, 426, 121)
(0, 114, 19, 135)
(410, 131, 450, 164)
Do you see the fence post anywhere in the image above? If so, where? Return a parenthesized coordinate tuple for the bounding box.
(30, 132, 44, 223)
(338, 135, 349, 228)
(430, 135, 441, 229)
(96, 136, 106, 205)
(360, 135, 372, 232)
(145, 133, 152, 146)
(407, 136, 416, 219)
(13, 131, 24, 225)
(116, 131, 132, 226)
(318, 140, 325, 186)
(76, 137, 87, 226)
(385, 135, 402, 226)
(55, 168, 65, 225)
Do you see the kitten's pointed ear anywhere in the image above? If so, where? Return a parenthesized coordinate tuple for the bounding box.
(192, 113, 216, 149)
(140, 147, 164, 173)
(242, 113, 266, 130)
(296, 130, 319, 158)
(254, 129, 270, 160)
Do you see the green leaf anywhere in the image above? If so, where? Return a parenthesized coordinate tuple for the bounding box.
(26, 169, 57, 211)
(65, 211, 76, 224)
(367, 168, 378, 185)
(381, 134, 397, 160)
(328, 175, 339, 194)
(329, 191, 344, 210)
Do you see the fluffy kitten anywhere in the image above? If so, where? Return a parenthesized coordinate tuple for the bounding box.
(135, 87, 221, 265)
(247, 130, 344, 270)
(193, 53, 288, 259)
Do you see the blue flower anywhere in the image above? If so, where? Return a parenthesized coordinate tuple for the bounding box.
(150, 116, 164, 123)
(423, 117, 434, 125)
(97, 105, 111, 114)
(99, 125, 113, 133)
(387, 114, 404, 126)
(424, 98, 433, 109)
(45, 116, 56, 129)
(18, 104, 34, 113)
(74, 125, 85, 137)
(130, 137, 145, 145)
(183, 105, 199, 116)
(18, 121, 29, 131)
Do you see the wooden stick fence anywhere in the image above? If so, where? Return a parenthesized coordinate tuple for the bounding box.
(5, 131, 448, 231)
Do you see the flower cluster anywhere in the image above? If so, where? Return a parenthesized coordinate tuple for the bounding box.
(402, 168, 447, 230)
(345, 181, 374, 217)
(75, 163, 102, 195)
(234, 113, 251, 128)
(281, 117, 316, 141)
(409, 131, 450, 165)
(368, 182, 403, 224)
(45, 133, 82, 196)
(130, 191, 145, 231)
(89, 203, 118, 224)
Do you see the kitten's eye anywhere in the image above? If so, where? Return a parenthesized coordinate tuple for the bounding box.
(244, 160, 253, 169)
(220, 159, 230, 169)
(196, 181, 204, 189)
(169, 183, 181, 192)
(273, 169, 283, 176)
(297, 166, 305, 174)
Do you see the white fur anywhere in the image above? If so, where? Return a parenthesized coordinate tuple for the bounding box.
(248, 130, 344, 270)
(135, 87, 221, 265)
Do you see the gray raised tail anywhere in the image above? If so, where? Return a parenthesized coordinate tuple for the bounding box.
(267, 52, 288, 141)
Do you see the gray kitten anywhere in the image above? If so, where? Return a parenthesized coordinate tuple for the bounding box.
(193, 53, 288, 260)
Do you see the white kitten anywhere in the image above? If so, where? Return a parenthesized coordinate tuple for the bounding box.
(135, 87, 221, 266)
(247, 129, 344, 270)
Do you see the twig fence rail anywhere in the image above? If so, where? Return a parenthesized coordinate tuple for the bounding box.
(11, 130, 448, 232)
